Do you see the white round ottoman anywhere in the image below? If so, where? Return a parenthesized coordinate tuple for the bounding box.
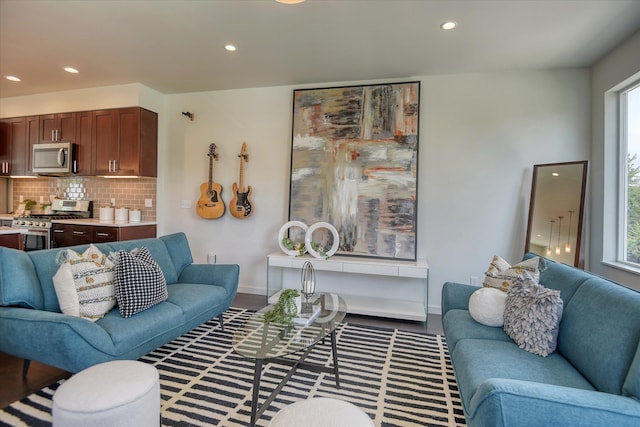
(52, 360, 160, 427)
(269, 397, 374, 427)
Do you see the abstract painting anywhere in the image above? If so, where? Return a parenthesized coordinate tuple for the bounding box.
(288, 82, 420, 260)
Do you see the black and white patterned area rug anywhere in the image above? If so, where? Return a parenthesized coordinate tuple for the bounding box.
(0, 307, 465, 426)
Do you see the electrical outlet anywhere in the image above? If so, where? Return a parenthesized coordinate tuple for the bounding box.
(110, 198, 116, 206)
(144, 199, 153, 208)
(207, 253, 217, 264)
(40, 196, 44, 203)
(181, 200, 192, 209)
(470, 276, 479, 285)
(19, 195, 24, 203)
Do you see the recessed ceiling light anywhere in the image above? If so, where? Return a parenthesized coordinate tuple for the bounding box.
(5, 75, 21, 82)
(440, 21, 458, 30)
(63, 67, 79, 74)
(552, 172, 560, 177)
(225, 44, 237, 52)
(276, 0, 306, 4)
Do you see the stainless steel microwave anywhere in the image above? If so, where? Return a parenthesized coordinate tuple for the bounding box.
(32, 142, 77, 175)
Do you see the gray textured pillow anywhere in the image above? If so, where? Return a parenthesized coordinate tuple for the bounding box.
(503, 277, 563, 357)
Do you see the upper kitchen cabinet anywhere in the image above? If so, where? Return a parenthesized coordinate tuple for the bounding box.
(0, 116, 38, 176)
(39, 112, 77, 143)
(75, 110, 94, 176)
(93, 107, 157, 177)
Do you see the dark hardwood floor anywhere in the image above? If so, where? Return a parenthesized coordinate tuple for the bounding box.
(0, 293, 443, 409)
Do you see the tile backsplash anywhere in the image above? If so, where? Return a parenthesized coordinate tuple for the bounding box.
(11, 177, 156, 221)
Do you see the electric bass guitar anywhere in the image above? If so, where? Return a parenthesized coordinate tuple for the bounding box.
(196, 143, 225, 219)
(230, 142, 254, 219)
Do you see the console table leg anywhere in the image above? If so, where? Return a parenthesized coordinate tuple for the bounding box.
(250, 359, 262, 427)
(330, 330, 340, 388)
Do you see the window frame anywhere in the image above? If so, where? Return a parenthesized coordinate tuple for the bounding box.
(617, 80, 640, 268)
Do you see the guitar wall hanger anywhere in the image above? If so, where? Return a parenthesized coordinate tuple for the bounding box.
(182, 111, 194, 121)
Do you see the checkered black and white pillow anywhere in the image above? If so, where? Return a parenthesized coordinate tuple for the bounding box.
(114, 247, 168, 318)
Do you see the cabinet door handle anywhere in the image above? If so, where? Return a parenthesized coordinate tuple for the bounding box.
(53, 229, 64, 233)
(113, 159, 117, 172)
(72, 231, 86, 235)
(96, 232, 110, 237)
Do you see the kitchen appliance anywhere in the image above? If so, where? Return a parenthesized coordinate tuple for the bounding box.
(11, 199, 92, 251)
(32, 142, 77, 175)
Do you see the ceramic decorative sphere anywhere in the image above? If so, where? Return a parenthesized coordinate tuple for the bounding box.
(469, 287, 507, 327)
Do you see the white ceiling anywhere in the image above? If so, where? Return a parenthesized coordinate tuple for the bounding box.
(1, 0, 640, 99)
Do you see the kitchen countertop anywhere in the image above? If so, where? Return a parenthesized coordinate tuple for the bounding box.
(0, 226, 26, 234)
(0, 214, 14, 221)
(52, 218, 157, 227)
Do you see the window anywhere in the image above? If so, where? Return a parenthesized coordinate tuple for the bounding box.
(619, 82, 640, 266)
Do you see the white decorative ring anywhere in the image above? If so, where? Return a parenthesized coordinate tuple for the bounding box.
(305, 222, 340, 259)
(278, 221, 309, 256)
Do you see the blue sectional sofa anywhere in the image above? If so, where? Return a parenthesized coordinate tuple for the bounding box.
(0, 232, 239, 374)
(442, 254, 640, 427)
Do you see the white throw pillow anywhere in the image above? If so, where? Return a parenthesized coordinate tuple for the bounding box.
(469, 287, 507, 327)
(483, 255, 543, 292)
(53, 244, 116, 321)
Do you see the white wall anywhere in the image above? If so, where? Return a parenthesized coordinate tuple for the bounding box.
(0, 69, 592, 314)
(160, 70, 591, 313)
(590, 30, 640, 289)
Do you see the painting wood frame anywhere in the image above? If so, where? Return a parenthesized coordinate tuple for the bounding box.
(288, 81, 420, 261)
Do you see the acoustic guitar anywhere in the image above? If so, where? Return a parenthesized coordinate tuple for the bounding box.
(196, 143, 225, 219)
(230, 142, 254, 219)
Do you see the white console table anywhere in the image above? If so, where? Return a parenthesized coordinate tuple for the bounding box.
(267, 252, 429, 321)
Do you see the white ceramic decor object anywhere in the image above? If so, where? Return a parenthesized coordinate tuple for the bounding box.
(278, 221, 308, 256)
(305, 222, 340, 259)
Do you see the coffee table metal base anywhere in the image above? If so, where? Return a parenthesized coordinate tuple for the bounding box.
(249, 330, 340, 427)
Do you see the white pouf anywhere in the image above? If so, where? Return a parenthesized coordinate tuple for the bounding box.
(269, 397, 374, 427)
(469, 287, 508, 327)
(52, 360, 160, 427)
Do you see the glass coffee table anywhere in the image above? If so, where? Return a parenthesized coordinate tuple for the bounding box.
(233, 292, 347, 426)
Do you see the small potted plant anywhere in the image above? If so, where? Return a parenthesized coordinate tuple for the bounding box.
(23, 199, 37, 215)
(263, 289, 301, 327)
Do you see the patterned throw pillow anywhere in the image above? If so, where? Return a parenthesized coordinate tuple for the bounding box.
(52, 244, 116, 321)
(483, 255, 543, 292)
(503, 276, 563, 357)
(114, 247, 168, 318)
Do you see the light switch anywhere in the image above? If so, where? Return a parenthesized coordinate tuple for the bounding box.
(144, 199, 153, 207)
(181, 200, 192, 209)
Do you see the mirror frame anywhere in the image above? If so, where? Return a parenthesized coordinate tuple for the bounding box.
(525, 160, 589, 268)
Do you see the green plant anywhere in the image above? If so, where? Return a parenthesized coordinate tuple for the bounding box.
(23, 199, 37, 211)
(263, 289, 300, 326)
(281, 237, 306, 256)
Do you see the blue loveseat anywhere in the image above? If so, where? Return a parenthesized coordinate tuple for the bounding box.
(442, 254, 640, 427)
(0, 232, 239, 374)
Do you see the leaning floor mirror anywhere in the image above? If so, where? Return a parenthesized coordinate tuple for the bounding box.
(525, 161, 589, 268)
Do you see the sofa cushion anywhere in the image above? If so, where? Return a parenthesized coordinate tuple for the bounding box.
(452, 339, 596, 414)
(114, 247, 168, 318)
(442, 309, 513, 354)
(524, 253, 590, 304)
(558, 278, 640, 394)
(469, 287, 507, 327)
(503, 278, 563, 357)
(623, 339, 640, 400)
(53, 244, 116, 321)
(0, 247, 42, 309)
(483, 255, 542, 292)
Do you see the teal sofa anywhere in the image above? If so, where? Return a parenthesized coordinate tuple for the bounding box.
(442, 254, 640, 427)
(0, 232, 239, 374)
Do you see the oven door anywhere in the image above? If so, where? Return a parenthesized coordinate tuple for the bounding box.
(22, 228, 51, 251)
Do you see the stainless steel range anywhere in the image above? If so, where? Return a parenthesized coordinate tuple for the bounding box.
(11, 199, 93, 251)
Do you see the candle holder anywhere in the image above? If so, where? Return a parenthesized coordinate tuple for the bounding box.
(300, 261, 316, 313)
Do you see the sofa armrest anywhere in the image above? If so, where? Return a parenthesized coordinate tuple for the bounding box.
(441, 281, 479, 316)
(177, 264, 240, 297)
(0, 306, 116, 371)
(468, 378, 640, 427)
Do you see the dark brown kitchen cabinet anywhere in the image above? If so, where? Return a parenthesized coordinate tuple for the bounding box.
(39, 112, 77, 143)
(93, 107, 157, 177)
(52, 223, 92, 247)
(92, 225, 156, 243)
(0, 116, 39, 176)
(53, 223, 156, 247)
(74, 110, 94, 175)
